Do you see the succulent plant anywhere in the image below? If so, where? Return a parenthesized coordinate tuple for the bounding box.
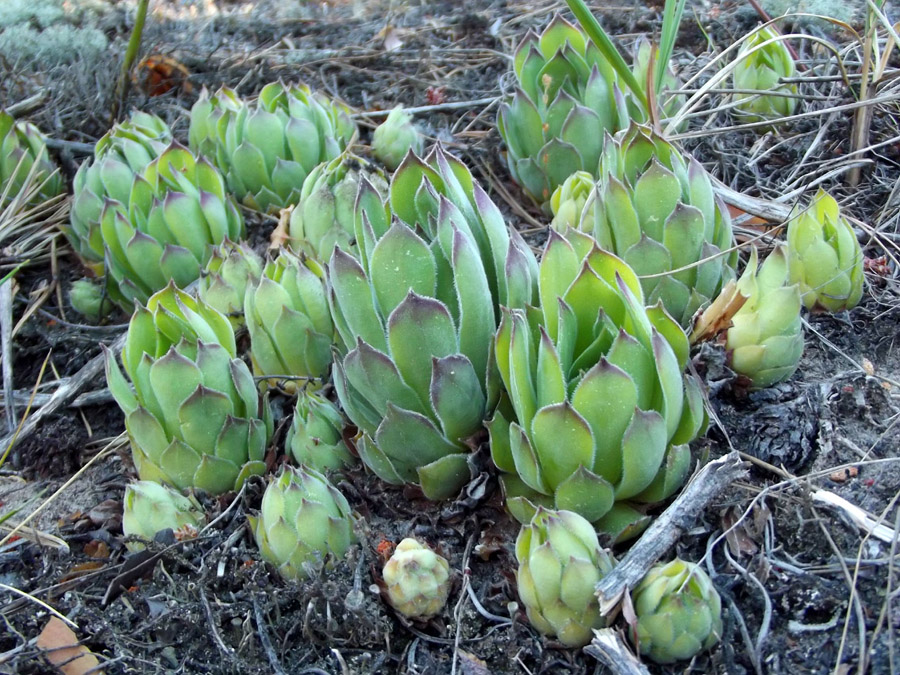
(105, 283, 271, 495)
(497, 17, 685, 209)
(383, 538, 451, 619)
(489, 231, 707, 541)
(196, 239, 263, 328)
(629, 559, 723, 664)
(95, 142, 244, 309)
(372, 106, 424, 171)
(69, 277, 114, 322)
(329, 146, 538, 500)
(122, 480, 206, 551)
(549, 170, 595, 232)
(189, 81, 356, 213)
(288, 155, 388, 261)
(244, 249, 334, 389)
(186, 86, 244, 146)
(497, 15, 633, 208)
(249, 465, 356, 581)
(733, 26, 797, 124)
(577, 123, 737, 326)
(630, 36, 686, 125)
(0, 110, 63, 206)
(726, 246, 803, 388)
(786, 189, 864, 313)
(287, 389, 353, 472)
(68, 111, 172, 265)
(516, 508, 615, 647)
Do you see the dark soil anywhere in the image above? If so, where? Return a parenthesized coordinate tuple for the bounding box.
(1, 1, 899, 674)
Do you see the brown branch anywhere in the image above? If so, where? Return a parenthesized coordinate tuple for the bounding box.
(2, 333, 125, 457)
(595, 451, 748, 615)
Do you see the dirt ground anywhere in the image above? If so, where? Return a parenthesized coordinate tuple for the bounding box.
(1, 0, 899, 673)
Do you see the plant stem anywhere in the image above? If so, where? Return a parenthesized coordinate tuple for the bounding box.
(111, 0, 150, 124)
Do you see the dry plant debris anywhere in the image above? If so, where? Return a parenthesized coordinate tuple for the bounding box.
(0, 1, 899, 674)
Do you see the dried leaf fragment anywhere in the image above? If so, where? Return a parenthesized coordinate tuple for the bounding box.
(457, 649, 490, 675)
(690, 279, 748, 345)
(721, 506, 759, 557)
(829, 466, 858, 483)
(861, 358, 875, 377)
(268, 207, 292, 250)
(134, 55, 192, 96)
(36, 617, 103, 675)
(84, 540, 110, 559)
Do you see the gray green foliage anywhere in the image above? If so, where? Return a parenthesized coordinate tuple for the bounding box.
(0, 0, 112, 66)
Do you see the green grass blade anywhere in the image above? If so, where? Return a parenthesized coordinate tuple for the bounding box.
(565, 0, 648, 110)
(657, 0, 687, 92)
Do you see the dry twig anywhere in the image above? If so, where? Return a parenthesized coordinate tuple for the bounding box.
(0, 333, 125, 455)
(595, 452, 748, 615)
(585, 628, 650, 675)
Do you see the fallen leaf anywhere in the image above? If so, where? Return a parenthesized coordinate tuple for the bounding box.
(173, 523, 199, 542)
(375, 538, 395, 562)
(102, 550, 164, 607)
(863, 256, 890, 276)
(812, 489, 898, 543)
(473, 522, 506, 561)
(620, 588, 637, 627)
(0, 523, 69, 552)
(425, 87, 447, 105)
(84, 540, 109, 559)
(88, 499, 121, 527)
(36, 617, 103, 675)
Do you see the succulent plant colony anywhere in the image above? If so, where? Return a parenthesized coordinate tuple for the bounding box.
(250, 465, 356, 580)
(68, 111, 172, 266)
(286, 389, 354, 472)
(244, 249, 334, 389)
(105, 284, 271, 494)
(189, 81, 356, 213)
(329, 146, 538, 500)
(3, 8, 872, 664)
(196, 238, 264, 328)
(288, 154, 388, 261)
(726, 246, 804, 388)
(787, 189, 864, 313)
(497, 16, 684, 209)
(490, 232, 707, 541)
(574, 123, 738, 327)
(372, 107, 424, 171)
